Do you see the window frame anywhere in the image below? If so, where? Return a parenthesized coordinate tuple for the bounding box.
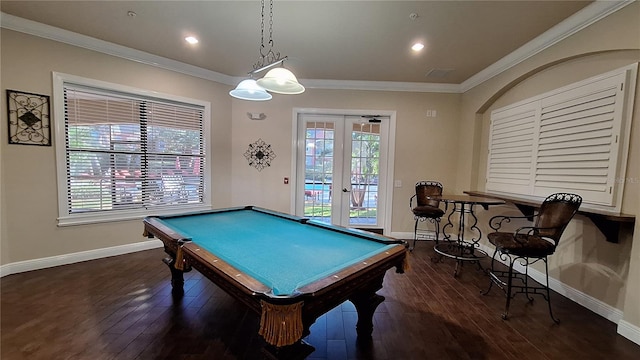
(53, 72, 212, 226)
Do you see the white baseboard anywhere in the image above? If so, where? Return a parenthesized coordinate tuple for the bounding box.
(388, 231, 415, 240)
(477, 243, 639, 346)
(477, 243, 623, 321)
(0, 239, 164, 278)
(618, 320, 640, 346)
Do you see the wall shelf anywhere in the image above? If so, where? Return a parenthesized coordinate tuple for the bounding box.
(464, 191, 635, 243)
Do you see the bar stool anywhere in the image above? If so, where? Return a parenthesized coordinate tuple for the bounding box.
(409, 181, 445, 250)
(483, 192, 582, 323)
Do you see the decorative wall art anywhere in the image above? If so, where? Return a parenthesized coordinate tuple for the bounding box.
(6, 89, 51, 146)
(244, 138, 276, 171)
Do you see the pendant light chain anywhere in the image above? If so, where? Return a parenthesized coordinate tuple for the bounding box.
(260, 0, 265, 51)
(268, 0, 274, 48)
(255, 0, 279, 70)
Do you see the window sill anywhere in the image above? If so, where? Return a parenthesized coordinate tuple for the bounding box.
(57, 204, 213, 227)
(464, 191, 635, 243)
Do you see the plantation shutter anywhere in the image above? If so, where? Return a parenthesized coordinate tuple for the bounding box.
(486, 102, 538, 194)
(534, 74, 625, 205)
(486, 65, 634, 208)
(63, 83, 205, 214)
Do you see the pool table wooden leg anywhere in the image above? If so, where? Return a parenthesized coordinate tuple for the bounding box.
(350, 291, 385, 338)
(162, 256, 185, 296)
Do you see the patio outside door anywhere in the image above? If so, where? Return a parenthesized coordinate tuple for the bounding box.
(296, 113, 390, 229)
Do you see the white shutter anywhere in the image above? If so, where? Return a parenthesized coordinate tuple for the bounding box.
(486, 102, 538, 194)
(534, 73, 625, 205)
(486, 64, 635, 210)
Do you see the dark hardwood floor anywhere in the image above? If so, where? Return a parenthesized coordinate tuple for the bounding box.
(2, 242, 639, 360)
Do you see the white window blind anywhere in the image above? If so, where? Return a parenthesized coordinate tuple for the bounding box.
(62, 83, 206, 216)
(487, 64, 636, 210)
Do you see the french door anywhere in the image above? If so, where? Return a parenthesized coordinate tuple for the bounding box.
(295, 113, 390, 229)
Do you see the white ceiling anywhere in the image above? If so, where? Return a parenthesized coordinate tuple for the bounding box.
(1, 0, 624, 91)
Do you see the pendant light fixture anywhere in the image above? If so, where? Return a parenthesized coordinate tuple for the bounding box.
(229, 0, 304, 100)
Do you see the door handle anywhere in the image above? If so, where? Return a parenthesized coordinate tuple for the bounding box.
(342, 188, 350, 192)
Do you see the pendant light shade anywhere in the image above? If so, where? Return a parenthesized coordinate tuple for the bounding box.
(229, 79, 272, 101)
(257, 67, 305, 95)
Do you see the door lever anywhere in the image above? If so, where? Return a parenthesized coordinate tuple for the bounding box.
(342, 188, 350, 192)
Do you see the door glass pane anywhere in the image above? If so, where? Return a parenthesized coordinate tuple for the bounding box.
(350, 122, 380, 226)
(304, 122, 334, 223)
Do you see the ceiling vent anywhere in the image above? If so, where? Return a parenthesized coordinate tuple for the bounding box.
(425, 68, 455, 79)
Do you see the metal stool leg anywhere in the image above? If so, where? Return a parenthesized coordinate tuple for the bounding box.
(411, 218, 420, 250)
(543, 258, 560, 324)
(524, 258, 534, 302)
(482, 248, 500, 295)
(502, 257, 516, 320)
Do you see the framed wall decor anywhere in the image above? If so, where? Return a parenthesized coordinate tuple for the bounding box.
(6, 89, 51, 146)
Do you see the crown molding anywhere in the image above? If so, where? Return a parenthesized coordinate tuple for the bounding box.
(1, 1, 632, 94)
(0, 12, 236, 86)
(285, 78, 461, 93)
(459, 0, 634, 92)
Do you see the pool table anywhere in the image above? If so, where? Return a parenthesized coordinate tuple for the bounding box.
(143, 206, 407, 359)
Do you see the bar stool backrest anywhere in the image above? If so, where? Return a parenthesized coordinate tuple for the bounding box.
(415, 181, 443, 208)
(535, 193, 582, 245)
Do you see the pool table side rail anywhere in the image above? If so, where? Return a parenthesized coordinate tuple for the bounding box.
(152, 206, 250, 221)
(252, 206, 407, 247)
(251, 206, 309, 222)
(305, 220, 405, 245)
(143, 217, 191, 251)
(152, 205, 307, 223)
(181, 241, 273, 313)
(295, 244, 407, 296)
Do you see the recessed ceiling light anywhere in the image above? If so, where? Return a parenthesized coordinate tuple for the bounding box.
(411, 43, 424, 51)
(185, 36, 199, 45)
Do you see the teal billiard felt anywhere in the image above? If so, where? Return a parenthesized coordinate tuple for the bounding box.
(159, 210, 396, 295)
